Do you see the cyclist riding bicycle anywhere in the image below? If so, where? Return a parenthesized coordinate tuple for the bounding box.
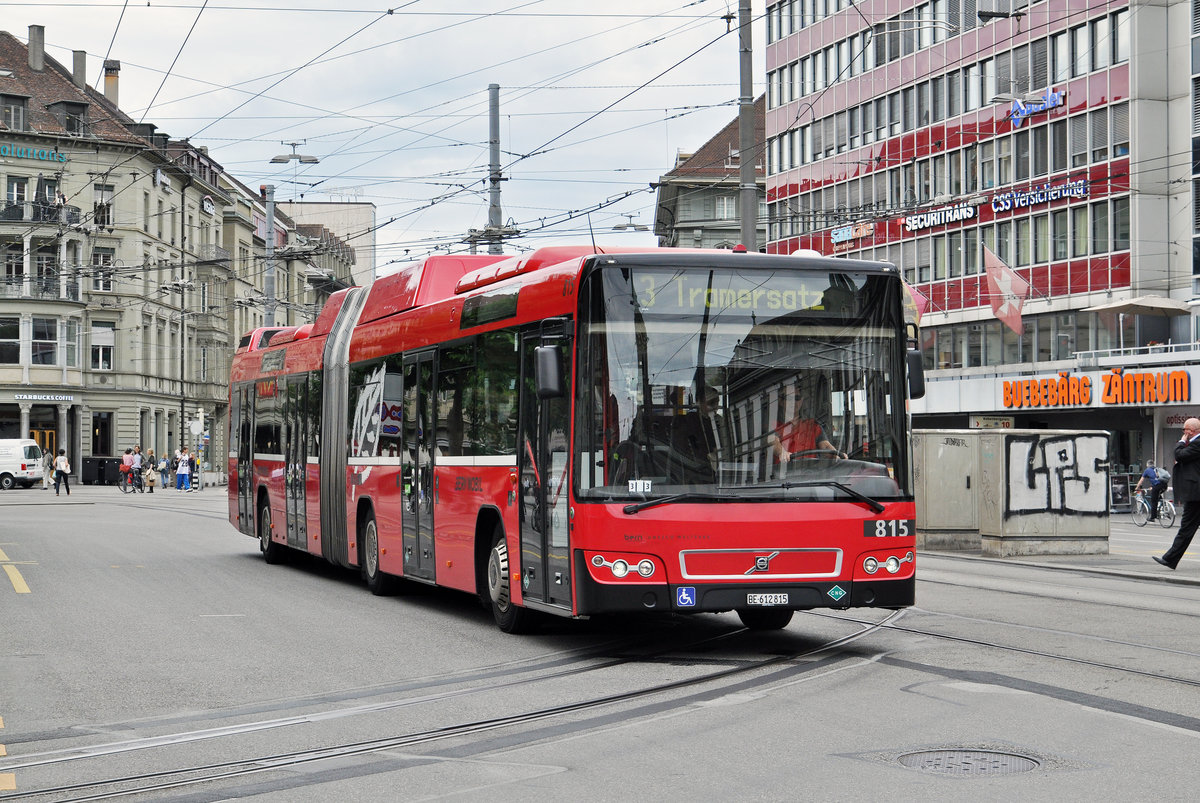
(1134, 459, 1169, 521)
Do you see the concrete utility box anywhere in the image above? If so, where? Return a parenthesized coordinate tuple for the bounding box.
(914, 429, 1110, 557)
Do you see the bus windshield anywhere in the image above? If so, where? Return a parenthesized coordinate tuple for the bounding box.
(575, 264, 912, 503)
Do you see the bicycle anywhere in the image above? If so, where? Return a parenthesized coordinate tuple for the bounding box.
(116, 465, 144, 494)
(1131, 488, 1175, 527)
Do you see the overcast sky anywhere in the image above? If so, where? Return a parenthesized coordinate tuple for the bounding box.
(5, 1, 763, 270)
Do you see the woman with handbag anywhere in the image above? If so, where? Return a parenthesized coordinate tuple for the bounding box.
(53, 449, 71, 496)
(143, 449, 158, 493)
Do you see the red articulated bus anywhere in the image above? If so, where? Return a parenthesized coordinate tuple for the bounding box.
(228, 246, 923, 633)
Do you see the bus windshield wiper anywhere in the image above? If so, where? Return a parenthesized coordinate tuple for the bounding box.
(622, 492, 735, 515)
(773, 480, 886, 513)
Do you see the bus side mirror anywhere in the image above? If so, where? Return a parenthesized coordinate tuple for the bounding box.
(535, 345, 564, 399)
(907, 349, 925, 400)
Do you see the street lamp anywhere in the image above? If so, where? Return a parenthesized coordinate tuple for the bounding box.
(270, 141, 320, 201)
(612, 213, 649, 231)
(264, 144, 320, 326)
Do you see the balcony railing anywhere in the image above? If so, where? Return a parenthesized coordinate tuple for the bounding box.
(0, 274, 82, 301)
(0, 203, 82, 225)
(197, 244, 231, 265)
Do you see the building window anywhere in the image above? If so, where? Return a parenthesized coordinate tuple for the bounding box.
(92, 247, 114, 292)
(1051, 32, 1069, 83)
(1090, 110, 1109, 162)
(51, 102, 87, 135)
(2, 244, 21, 289)
(1112, 9, 1130, 64)
(31, 317, 56, 365)
(1034, 215, 1049, 263)
(1112, 197, 1131, 250)
(94, 184, 114, 227)
(65, 319, 78, 367)
(90, 321, 115, 370)
(996, 136, 1012, 186)
(0, 316, 17, 364)
(1072, 206, 1089, 256)
(1111, 102, 1129, 157)
(1015, 218, 1032, 267)
(1, 95, 26, 131)
(1070, 114, 1088, 167)
(1052, 209, 1069, 260)
(1090, 17, 1111, 71)
(1091, 201, 1109, 253)
(7, 176, 27, 204)
(1051, 120, 1068, 172)
(1071, 24, 1088, 77)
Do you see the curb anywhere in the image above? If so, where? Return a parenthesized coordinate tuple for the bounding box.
(922, 550, 1200, 587)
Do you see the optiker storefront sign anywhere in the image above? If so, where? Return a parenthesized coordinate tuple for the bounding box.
(0, 143, 68, 163)
(1008, 89, 1065, 128)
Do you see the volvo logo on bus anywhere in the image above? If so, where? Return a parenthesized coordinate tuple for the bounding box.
(745, 551, 780, 575)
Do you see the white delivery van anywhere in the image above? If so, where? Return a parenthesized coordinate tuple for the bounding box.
(0, 439, 44, 489)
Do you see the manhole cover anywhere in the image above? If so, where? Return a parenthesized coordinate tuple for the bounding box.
(897, 749, 1040, 776)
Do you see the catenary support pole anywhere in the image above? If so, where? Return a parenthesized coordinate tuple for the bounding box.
(738, 0, 757, 252)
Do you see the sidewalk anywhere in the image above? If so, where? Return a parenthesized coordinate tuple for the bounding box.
(923, 548, 1200, 587)
(0, 482, 223, 505)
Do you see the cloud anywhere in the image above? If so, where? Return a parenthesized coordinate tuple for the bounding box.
(13, 1, 753, 265)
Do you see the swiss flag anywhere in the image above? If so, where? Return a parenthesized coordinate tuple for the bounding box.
(984, 246, 1029, 334)
(902, 281, 928, 324)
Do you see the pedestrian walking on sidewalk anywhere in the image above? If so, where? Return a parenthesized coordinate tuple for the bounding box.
(41, 448, 53, 490)
(53, 448, 71, 496)
(1156, 417, 1200, 570)
(176, 446, 192, 492)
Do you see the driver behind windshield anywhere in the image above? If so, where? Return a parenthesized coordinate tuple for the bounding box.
(769, 391, 845, 464)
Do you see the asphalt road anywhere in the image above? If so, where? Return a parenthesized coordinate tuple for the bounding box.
(1, 484, 1197, 800)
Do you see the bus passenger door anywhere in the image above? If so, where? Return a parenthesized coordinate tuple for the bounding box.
(284, 375, 308, 550)
(518, 333, 572, 609)
(235, 385, 254, 534)
(402, 352, 436, 581)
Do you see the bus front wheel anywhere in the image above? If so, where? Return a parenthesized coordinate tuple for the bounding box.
(737, 608, 794, 631)
(486, 525, 532, 634)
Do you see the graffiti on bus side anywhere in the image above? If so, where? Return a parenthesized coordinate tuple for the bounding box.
(1004, 434, 1108, 518)
(350, 366, 386, 458)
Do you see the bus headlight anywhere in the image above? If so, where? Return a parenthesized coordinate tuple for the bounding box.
(861, 551, 913, 577)
(587, 552, 659, 582)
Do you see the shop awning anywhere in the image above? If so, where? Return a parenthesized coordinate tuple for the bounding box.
(1082, 295, 1191, 317)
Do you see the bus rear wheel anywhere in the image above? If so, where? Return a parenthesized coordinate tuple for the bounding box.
(486, 525, 532, 634)
(737, 608, 794, 631)
(259, 500, 285, 564)
(360, 512, 396, 595)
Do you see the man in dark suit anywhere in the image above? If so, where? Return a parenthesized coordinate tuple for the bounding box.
(1155, 417, 1200, 570)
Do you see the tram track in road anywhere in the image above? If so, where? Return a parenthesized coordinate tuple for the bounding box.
(2, 622, 740, 753)
(0, 611, 905, 801)
(804, 607, 1200, 690)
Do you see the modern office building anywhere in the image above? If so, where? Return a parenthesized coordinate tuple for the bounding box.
(764, 1, 1198, 475)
